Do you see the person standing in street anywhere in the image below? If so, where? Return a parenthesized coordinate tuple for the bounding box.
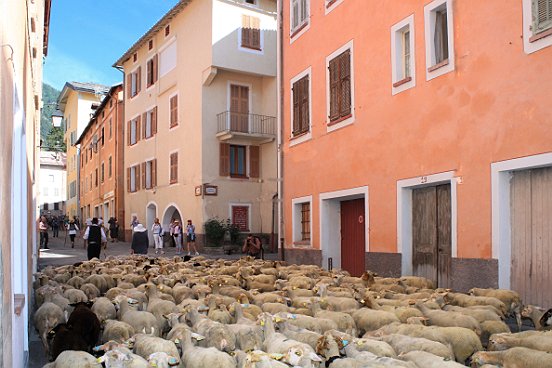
(173, 220, 182, 254)
(108, 217, 119, 242)
(151, 218, 164, 254)
(131, 223, 149, 255)
(186, 219, 199, 256)
(67, 220, 79, 248)
(38, 216, 49, 249)
(83, 217, 106, 260)
(130, 215, 139, 230)
(51, 216, 60, 238)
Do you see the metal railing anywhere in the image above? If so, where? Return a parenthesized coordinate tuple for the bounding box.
(217, 111, 276, 136)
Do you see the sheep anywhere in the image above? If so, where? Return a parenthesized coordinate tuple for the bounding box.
(131, 334, 180, 364)
(186, 306, 236, 352)
(479, 320, 510, 347)
(34, 301, 66, 358)
(48, 323, 89, 360)
(416, 302, 481, 335)
(322, 330, 396, 358)
(310, 300, 357, 336)
(399, 276, 434, 289)
(471, 346, 552, 367)
(234, 350, 289, 368)
(380, 333, 454, 359)
(274, 312, 338, 334)
(63, 288, 88, 304)
(80, 283, 101, 300)
(206, 295, 233, 324)
(342, 343, 416, 367)
(97, 347, 149, 368)
(101, 320, 136, 343)
(147, 352, 180, 368)
(277, 321, 322, 350)
(488, 331, 552, 352)
(67, 301, 101, 350)
(144, 284, 178, 334)
(261, 302, 290, 315)
(443, 292, 507, 316)
(44, 350, 102, 368)
(66, 276, 85, 289)
(115, 296, 158, 336)
(442, 305, 503, 323)
(522, 304, 548, 329)
(91, 297, 117, 324)
(351, 307, 400, 335)
(399, 350, 467, 367)
(179, 329, 237, 368)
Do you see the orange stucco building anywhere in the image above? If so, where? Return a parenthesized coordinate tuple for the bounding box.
(281, 0, 552, 304)
(76, 84, 125, 232)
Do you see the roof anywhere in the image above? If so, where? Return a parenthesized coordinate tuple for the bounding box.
(40, 151, 66, 167)
(113, 0, 192, 68)
(57, 81, 110, 112)
(75, 83, 123, 146)
(43, 0, 52, 56)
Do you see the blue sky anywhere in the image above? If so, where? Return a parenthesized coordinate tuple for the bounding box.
(44, 0, 178, 90)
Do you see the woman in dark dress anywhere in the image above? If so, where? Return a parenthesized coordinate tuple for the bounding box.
(108, 217, 119, 242)
(130, 223, 148, 255)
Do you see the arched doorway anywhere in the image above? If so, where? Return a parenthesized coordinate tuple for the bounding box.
(162, 204, 182, 231)
(146, 203, 157, 246)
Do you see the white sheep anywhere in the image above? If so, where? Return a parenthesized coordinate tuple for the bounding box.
(399, 350, 467, 367)
(91, 297, 117, 324)
(34, 301, 66, 358)
(115, 296, 158, 336)
(45, 350, 102, 368)
(132, 334, 179, 364)
(381, 333, 454, 359)
(179, 329, 237, 368)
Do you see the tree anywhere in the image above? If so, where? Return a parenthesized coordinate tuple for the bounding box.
(43, 126, 66, 152)
(40, 83, 61, 146)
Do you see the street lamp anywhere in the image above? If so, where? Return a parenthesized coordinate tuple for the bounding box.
(51, 109, 63, 128)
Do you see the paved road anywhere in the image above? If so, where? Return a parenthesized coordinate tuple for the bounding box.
(29, 231, 278, 367)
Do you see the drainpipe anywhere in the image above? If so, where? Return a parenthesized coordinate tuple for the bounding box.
(276, 0, 284, 261)
(115, 66, 125, 239)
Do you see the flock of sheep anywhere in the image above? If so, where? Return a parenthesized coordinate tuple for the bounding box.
(33, 254, 552, 367)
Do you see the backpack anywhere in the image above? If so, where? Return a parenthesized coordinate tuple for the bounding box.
(69, 223, 76, 231)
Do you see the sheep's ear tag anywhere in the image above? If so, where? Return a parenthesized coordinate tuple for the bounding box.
(356, 340, 364, 346)
(151, 363, 158, 367)
(270, 353, 284, 360)
(342, 339, 349, 346)
(168, 357, 179, 366)
(96, 357, 105, 363)
(292, 286, 297, 290)
(360, 299, 365, 303)
(174, 338, 180, 344)
(93, 345, 102, 352)
(191, 333, 205, 341)
(274, 317, 283, 323)
(260, 320, 265, 326)
(241, 303, 249, 308)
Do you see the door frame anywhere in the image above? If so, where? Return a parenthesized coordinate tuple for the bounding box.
(319, 186, 369, 271)
(491, 152, 552, 289)
(397, 171, 458, 276)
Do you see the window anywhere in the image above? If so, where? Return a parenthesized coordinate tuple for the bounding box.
(143, 159, 157, 189)
(127, 68, 141, 98)
(101, 127, 105, 146)
(290, 0, 309, 36)
(143, 107, 158, 139)
(70, 131, 77, 145)
(159, 40, 177, 76)
(108, 156, 112, 178)
(245, 0, 256, 4)
(101, 162, 105, 183)
(70, 180, 76, 198)
(43, 203, 49, 210)
(133, 53, 137, 62)
(89, 174, 92, 191)
(128, 116, 141, 145)
(328, 49, 352, 123)
(232, 205, 250, 231)
(148, 39, 153, 50)
(127, 165, 140, 192)
(95, 168, 98, 187)
(241, 15, 261, 50)
(170, 152, 178, 184)
(301, 203, 311, 241)
(424, 0, 454, 79)
(391, 15, 415, 94)
(54, 202, 59, 210)
(165, 25, 170, 37)
(292, 196, 312, 245)
(292, 74, 310, 136)
(219, 143, 259, 178)
(523, 0, 552, 53)
(54, 188, 60, 197)
(146, 55, 158, 87)
(169, 95, 178, 128)
(109, 119, 112, 139)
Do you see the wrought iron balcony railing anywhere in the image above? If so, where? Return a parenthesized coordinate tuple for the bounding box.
(216, 111, 276, 136)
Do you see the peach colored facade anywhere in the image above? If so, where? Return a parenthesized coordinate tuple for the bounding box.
(281, 0, 552, 293)
(76, 84, 125, 231)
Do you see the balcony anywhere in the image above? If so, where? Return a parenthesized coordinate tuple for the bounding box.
(216, 111, 276, 144)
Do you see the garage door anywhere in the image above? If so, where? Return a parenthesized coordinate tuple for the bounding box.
(511, 167, 552, 307)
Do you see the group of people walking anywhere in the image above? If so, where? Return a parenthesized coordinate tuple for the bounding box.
(130, 216, 198, 256)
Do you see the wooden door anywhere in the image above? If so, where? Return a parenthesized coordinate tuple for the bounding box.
(230, 85, 249, 132)
(412, 184, 451, 288)
(511, 167, 552, 307)
(340, 198, 366, 276)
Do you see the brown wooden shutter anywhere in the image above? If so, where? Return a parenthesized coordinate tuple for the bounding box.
(292, 81, 300, 135)
(127, 120, 131, 146)
(252, 17, 261, 49)
(141, 162, 146, 189)
(135, 164, 141, 190)
(301, 76, 310, 132)
(242, 15, 251, 47)
(329, 58, 339, 121)
(136, 66, 142, 94)
(219, 143, 230, 176)
(136, 115, 141, 143)
(340, 50, 351, 117)
(142, 112, 147, 138)
(152, 107, 158, 134)
(127, 167, 131, 192)
(126, 74, 132, 97)
(249, 145, 260, 178)
(152, 159, 157, 187)
(153, 54, 158, 83)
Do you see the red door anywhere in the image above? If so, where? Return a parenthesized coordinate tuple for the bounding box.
(341, 198, 366, 276)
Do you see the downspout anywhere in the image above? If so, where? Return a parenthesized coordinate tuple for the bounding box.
(115, 66, 125, 239)
(276, 0, 284, 261)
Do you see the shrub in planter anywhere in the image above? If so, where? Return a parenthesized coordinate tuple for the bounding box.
(204, 218, 225, 247)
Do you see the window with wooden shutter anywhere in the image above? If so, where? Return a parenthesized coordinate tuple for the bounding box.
(534, 0, 552, 33)
(292, 75, 309, 136)
(127, 167, 131, 192)
(220, 143, 230, 176)
(328, 50, 351, 123)
(249, 145, 260, 178)
(433, 8, 449, 64)
(152, 159, 157, 187)
(135, 164, 141, 191)
(141, 162, 146, 189)
(152, 106, 158, 134)
(301, 202, 310, 241)
(170, 152, 178, 184)
(291, 0, 309, 35)
(136, 66, 141, 94)
(142, 112, 148, 139)
(147, 59, 154, 87)
(127, 120, 131, 146)
(230, 145, 247, 177)
(126, 74, 132, 97)
(170, 95, 178, 128)
(242, 15, 261, 50)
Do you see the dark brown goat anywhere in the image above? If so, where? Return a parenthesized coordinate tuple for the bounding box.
(48, 323, 88, 360)
(67, 301, 101, 350)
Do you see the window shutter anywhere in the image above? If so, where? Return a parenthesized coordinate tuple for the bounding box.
(136, 115, 141, 143)
(219, 143, 230, 176)
(292, 0, 299, 29)
(173, 153, 178, 183)
(135, 164, 141, 191)
(126, 74, 132, 97)
(152, 159, 157, 187)
(141, 162, 146, 189)
(292, 81, 300, 135)
(127, 120, 131, 146)
(136, 67, 142, 94)
(535, 0, 552, 31)
(153, 54, 158, 83)
(300, 76, 310, 133)
(252, 17, 261, 49)
(127, 167, 131, 192)
(249, 145, 260, 178)
(339, 50, 351, 117)
(152, 106, 158, 134)
(300, 0, 308, 22)
(142, 112, 147, 138)
(242, 15, 251, 47)
(328, 58, 339, 121)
